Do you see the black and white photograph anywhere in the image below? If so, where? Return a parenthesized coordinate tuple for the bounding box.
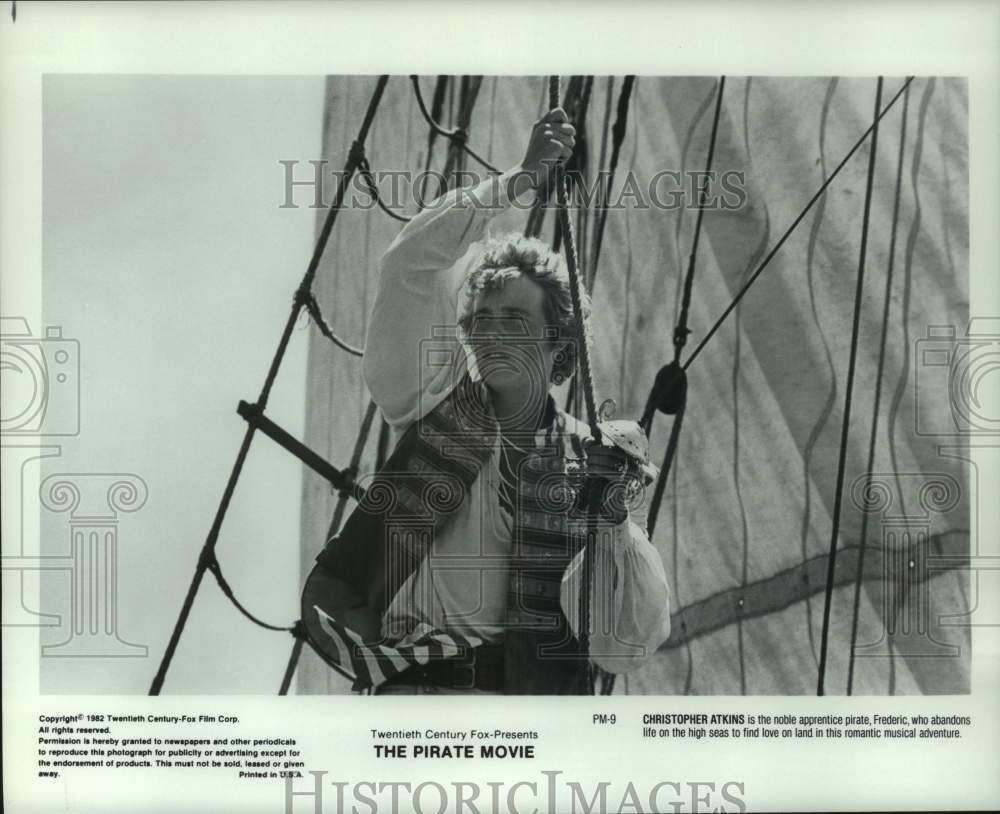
(30, 71, 972, 697)
(3, 2, 998, 812)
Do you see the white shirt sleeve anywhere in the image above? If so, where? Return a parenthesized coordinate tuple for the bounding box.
(559, 491, 673, 675)
(362, 170, 530, 429)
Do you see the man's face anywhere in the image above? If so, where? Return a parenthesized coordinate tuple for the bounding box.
(466, 274, 562, 399)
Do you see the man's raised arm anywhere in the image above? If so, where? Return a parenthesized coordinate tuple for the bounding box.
(362, 110, 572, 428)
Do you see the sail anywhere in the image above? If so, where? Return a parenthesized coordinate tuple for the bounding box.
(299, 75, 969, 695)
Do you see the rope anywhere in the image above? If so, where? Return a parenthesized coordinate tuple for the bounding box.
(442, 76, 486, 183)
(148, 75, 390, 696)
(680, 76, 914, 373)
(375, 418, 392, 471)
(589, 76, 636, 291)
(410, 75, 499, 174)
(278, 622, 308, 695)
(643, 77, 913, 564)
(359, 157, 412, 223)
(544, 75, 601, 696)
(817, 77, 884, 696)
(204, 552, 295, 633)
(300, 291, 364, 356)
(642, 77, 724, 536)
(208, 550, 308, 695)
(645, 391, 686, 537)
(550, 77, 601, 440)
(418, 76, 449, 204)
(847, 82, 910, 695)
(326, 398, 379, 540)
(674, 77, 726, 364)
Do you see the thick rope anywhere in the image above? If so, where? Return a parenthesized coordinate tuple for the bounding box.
(680, 77, 914, 373)
(817, 77, 884, 696)
(544, 75, 602, 696)
(411, 75, 499, 174)
(442, 76, 486, 183)
(149, 76, 390, 696)
(847, 82, 911, 695)
(550, 77, 601, 440)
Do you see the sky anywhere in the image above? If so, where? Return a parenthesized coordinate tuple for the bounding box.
(38, 75, 325, 693)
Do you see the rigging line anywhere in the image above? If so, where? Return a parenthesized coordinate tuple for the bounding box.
(800, 77, 840, 671)
(673, 82, 718, 327)
(558, 76, 598, 416)
(645, 389, 685, 537)
(278, 623, 308, 695)
(592, 76, 616, 296)
(486, 76, 499, 163)
(442, 76, 483, 182)
(672, 437, 696, 695)
(148, 75, 390, 696)
(674, 77, 726, 363)
(550, 77, 600, 438)
(637, 77, 724, 436)
(572, 76, 595, 283)
(817, 76, 885, 697)
(302, 293, 364, 357)
(375, 417, 392, 471)
(410, 75, 500, 174)
(885, 77, 935, 698)
(205, 554, 295, 633)
(930, 83, 971, 619)
(681, 76, 915, 373)
(326, 398, 380, 541)
(733, 78, 769, 696)
(419, 76, 449, 204)
(589, 76, 637, 292)
(549, 75, 599, 697)
(602, 103, 637, 700)
(358, 158, 412, 223)
(553, 77, 591, 254)
(847, 82, 911, 696)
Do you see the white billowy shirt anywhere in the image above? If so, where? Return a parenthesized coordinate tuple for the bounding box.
(361, 169, 671, 674)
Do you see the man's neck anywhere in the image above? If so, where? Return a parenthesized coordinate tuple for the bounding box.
(489, 385, 550, 441)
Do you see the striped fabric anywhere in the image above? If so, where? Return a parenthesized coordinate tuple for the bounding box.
(311, 604, 483, 691)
